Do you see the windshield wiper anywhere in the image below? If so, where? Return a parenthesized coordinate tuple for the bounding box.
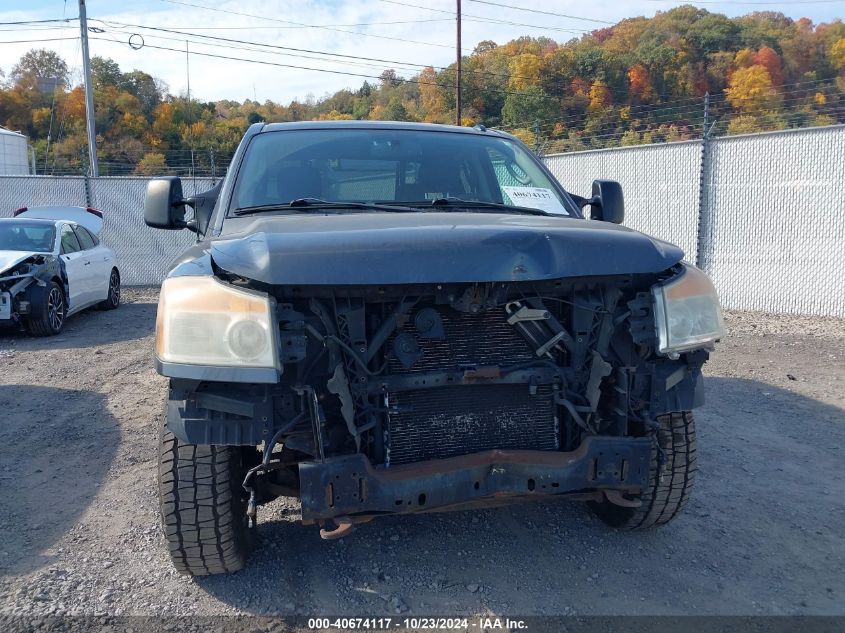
(233, 198, 416, 215)
(404, 197, 554, 217)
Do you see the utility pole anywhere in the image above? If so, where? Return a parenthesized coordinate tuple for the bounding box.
(456, 0, 462, 126)
(78, 0, 98, 177)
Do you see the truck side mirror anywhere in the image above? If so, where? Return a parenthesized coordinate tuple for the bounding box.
(589, 180, 624, 224)
(144, 177, 194, 230)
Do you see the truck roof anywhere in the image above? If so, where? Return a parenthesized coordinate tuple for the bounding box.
(259, 120, 512, 138)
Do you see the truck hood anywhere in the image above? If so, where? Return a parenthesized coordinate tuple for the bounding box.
(0, 251, 40, 276)
(209, 212, 684, 285)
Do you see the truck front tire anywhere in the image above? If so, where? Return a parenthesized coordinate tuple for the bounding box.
(158, 421, 254, 575)
(589, 411, 697, 529)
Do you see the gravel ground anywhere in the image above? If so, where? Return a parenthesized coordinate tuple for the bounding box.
(0, 289, 843, 620)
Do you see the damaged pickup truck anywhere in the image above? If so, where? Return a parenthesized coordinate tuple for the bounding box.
(145, 121, 723, 576)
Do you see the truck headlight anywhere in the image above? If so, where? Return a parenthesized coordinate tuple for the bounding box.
(155, 276, 279, 370)
(652, 264, 724, 357)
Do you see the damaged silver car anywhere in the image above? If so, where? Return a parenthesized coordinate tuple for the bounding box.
(0, 207, 120, 335)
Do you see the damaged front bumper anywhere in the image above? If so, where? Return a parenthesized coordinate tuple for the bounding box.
(0, 291, 11, 321)
(299, 435, 651, 523)
(0, 274, 35, 324)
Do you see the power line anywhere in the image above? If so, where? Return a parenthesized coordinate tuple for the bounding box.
(91, 36, 588, 104)
(90, 37, 456, 85)
(94, 20, 588, 94)
(462, 15, 587, 35)
(0, 25, 77, 32)
(0, 18, 77, 26)
(378, 0, 590, 34)
(156, 18, 456, 30)
(97, 25, 434, 76)
(464, 0, 613, 24)
(95, 20, 447, 73)
(155, 0, 470, 52)
(0, 36, 80, 45)
(97, 19, 672, 104)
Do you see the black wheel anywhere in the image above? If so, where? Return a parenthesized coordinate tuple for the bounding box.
(158, 418, 254, 575)
(98, 268, 120, 310)
(589, 411, 697, 529)
(25, 280, 66, 336)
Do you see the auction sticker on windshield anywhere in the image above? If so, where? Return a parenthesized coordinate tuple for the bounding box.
(501, 186, 568, 215)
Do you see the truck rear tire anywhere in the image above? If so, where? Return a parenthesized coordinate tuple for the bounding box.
(589, 411, 697, 529)
(158, 422, 254, 575)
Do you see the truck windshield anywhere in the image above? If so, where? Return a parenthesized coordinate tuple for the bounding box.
(230, 128, 577, 216)
(0, 222, 55, 253)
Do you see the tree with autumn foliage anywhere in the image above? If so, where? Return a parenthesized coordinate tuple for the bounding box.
(726, 65, 780, 112)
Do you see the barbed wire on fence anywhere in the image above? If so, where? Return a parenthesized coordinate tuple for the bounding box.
(499, 77, 845, 154)
(36, 148, 235, 178)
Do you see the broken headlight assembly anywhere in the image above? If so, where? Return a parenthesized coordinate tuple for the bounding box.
(155, 276, 280, 370)
(652, 264, 725, 357)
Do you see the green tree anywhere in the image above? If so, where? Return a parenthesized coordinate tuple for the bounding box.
(383, 95, 409, 121)
(91, 56, 123, 89)
(123, 70, 163, 119)
(10, 49, 68, 91)
(501, 86, 556, 129)
(135, 152, 167, 175)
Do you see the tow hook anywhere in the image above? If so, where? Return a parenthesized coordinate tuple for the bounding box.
(319, 516, 356, 540)
(604, 489, 642, 508)
(246, 490, 258, 528)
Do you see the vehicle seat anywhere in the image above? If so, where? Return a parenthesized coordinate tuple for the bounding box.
(264, 164, 323, 203)
(402, 161, 468, 201)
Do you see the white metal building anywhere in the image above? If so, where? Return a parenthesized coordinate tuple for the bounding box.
(0, 126, 32, 175)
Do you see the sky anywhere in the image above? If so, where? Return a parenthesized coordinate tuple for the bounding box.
(0, 0, 842, 104)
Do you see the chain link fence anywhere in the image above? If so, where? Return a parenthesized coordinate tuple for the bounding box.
(542, 124, 845, 317)
(0, 175, 89, 209)
(700, 126, 845, 316)
(2, 125, 843, 316)
(543, 140, 702, 259)
(0, 175, 215, 286)
(90, 177, 214, 285)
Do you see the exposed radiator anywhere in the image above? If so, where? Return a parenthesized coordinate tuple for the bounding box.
(389, 308, 537, 373)
(386, 384, 559, 466)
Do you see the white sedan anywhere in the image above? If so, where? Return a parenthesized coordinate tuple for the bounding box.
(0, 206, 120, 336)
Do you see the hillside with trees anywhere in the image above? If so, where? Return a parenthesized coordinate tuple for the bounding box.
(1, 6, 843, 175)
